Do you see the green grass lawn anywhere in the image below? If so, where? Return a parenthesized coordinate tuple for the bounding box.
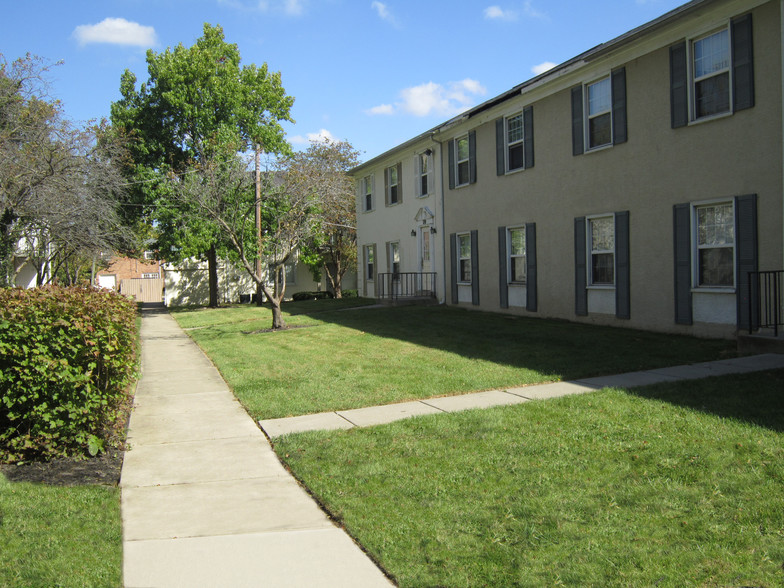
(172, 300, 735, 420)
(0, 475, 122, 587)
(275, 369, 784, 587)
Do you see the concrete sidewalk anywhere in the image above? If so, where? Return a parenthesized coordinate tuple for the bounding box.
(260, 353, 784, 438)
(121, 310, 393, 588)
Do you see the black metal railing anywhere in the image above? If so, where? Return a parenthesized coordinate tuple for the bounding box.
(378, 272, 437, 301)
(749, 270, 783, 336)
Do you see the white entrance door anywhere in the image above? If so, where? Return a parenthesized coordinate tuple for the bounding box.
(419, 227, 432, 295)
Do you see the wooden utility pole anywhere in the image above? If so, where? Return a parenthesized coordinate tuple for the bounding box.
(255, 144, 263, 306)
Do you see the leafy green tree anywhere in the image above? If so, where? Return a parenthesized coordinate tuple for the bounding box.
(1, 55, 132, 287)
(281, 140, 360, 298)
(170, 151, 320, 329)
(110, 23, 294, 307)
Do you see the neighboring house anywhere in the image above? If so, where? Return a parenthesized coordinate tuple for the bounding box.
(352, 0, 783, 339)
(12, 235, 52, 288)
(163, 253, 357, 307)
(96, 253, 165, 304)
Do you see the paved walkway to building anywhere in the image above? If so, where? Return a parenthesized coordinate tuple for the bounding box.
(260, 352, 784, 437)
(122, 308, 784, 587)
(121, 310, 394, 588)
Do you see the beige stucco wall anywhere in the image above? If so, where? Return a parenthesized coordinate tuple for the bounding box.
(440, 0, 782, 337)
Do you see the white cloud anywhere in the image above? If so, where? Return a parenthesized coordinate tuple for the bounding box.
(283, 0, 304, 15)
(366, 104, 395, 116)
(372, 1, 398, 25)
(484, 6, 517, 21)
(522, 1, 547, 19)
(218, 0, 306, 15)
(289, 129, 335, 145)
(368, 79, 487, 118)
(72, 18, 157, 47)
(531, 61, 557, 75)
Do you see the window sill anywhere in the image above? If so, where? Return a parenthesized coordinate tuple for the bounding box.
(416, 193, 431, 199)
(509, 281, 527, 286)
(585, 143, 613, 154)
(587, 284, 615, 290)
(688, 110, 732, 126)
(504, 167, 525, 176)
(457, 281, 472, 286)
(385, 202, 402, 208)
(691, 286, 735, 294)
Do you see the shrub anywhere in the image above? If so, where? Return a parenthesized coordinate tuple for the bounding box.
(0, 286, 138, 463)
(341, 289, 359, 298)
(291, 291, 334, 301)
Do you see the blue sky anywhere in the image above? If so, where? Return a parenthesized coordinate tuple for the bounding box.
(2, 0, 685, 163)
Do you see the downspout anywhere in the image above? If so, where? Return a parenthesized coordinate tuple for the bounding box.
(430, 132, 447, 304)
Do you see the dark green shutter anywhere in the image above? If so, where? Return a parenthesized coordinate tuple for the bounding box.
(574, 217, 587, 316)
(526, 222, 537, 312)
(670, 41, 688, 128)
(468, 130, 477, 185)
(611, 67, 627, 145)
(471, 229, 480, 305)
(498, 227, 508, 308)
(448, 140, 455, 190)
(523, 105, 534, 169)
(383, 167, 389, 206)
(450, 233, 458, 304)
(571, 86, 584, 156)
(396, 163, 403, 203)
(731, 13, 754, 112)
(496, 119, 505, 176)
(673, 203, 693, 325)
(735, 194, 758, 330)
(615, 211, 630, 319)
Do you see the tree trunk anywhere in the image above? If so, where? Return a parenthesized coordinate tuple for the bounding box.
(255, 280, 264, 307)
(270, 265, 287, 329)
(207, 244, 219, 308)
(270, 297, 286, 329)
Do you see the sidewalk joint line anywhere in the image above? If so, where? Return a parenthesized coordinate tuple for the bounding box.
(334, 412, 358, 427)
(418, 400, 448, 413)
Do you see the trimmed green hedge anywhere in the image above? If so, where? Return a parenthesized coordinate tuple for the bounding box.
(291, 290, 334, 301)
(0, 286, 138, 463)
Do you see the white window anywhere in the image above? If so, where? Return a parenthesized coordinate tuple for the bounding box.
(143, 251, 155, 260)
(141, 272, 159, 279)
(455, 135, 470, 187)
(364, 245, 375, 281)
(362, 175, 373, 212)
(508, 227, 526, 283)
(505, 113, 525, 172)
(285, 262, 296, 285)
(585, 76, 612, 149)
(416, 152, 431, 197)
(386, 165, 400, 205)
(388, 241, 400, 274)
(694, 202, 734, 287)
(691, 27, 731, 120)
(588, 215, 615, 286)
(458, 233, 472, 283)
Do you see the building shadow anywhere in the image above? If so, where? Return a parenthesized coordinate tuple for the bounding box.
(624, 369, 784, 432)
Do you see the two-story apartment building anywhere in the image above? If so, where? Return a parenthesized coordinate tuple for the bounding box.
(353, 0, 784, 339)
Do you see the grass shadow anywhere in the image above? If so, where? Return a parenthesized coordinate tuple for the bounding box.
(626, 368, 784, 432)
(308, 304, 736, 381)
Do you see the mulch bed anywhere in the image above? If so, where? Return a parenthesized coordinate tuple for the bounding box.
(0, 449, 124, 487)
